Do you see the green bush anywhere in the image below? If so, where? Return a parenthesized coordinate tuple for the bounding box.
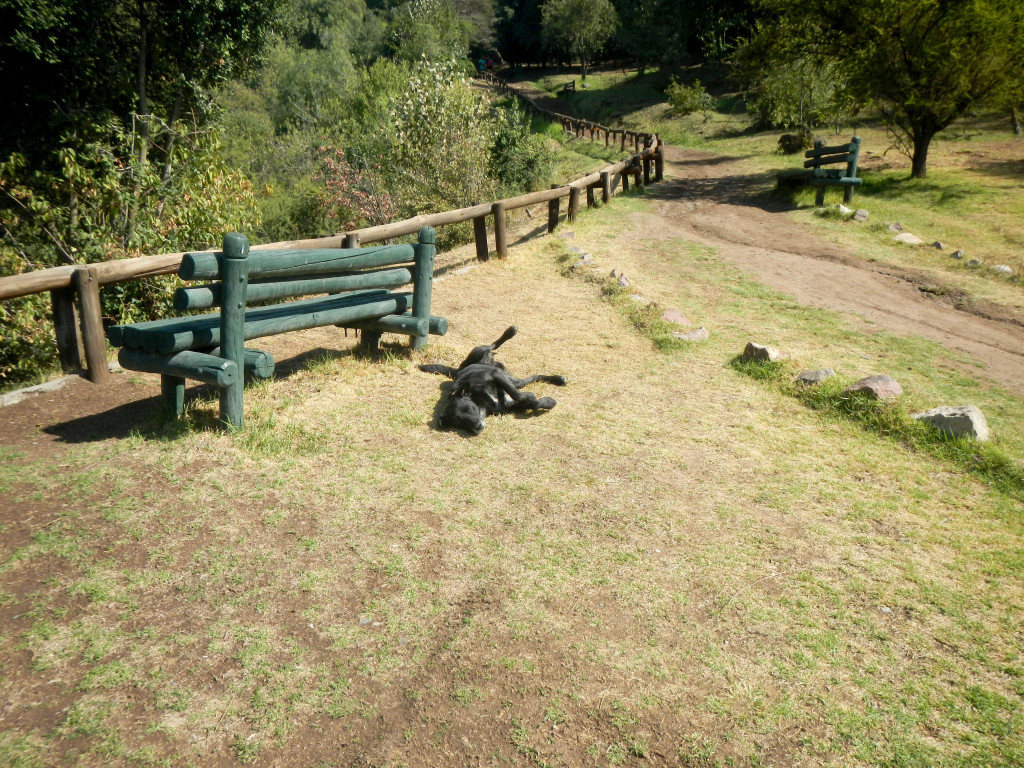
(489, 101, 552, 193)
(665, 79, 715, 120)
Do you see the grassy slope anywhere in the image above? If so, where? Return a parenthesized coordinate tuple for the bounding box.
(1, 76, 1023, 767)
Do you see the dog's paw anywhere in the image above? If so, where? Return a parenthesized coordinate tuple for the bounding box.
(536, 397, 557, 410)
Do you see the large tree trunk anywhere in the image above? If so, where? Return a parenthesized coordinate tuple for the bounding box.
(909, 118, 938, 179)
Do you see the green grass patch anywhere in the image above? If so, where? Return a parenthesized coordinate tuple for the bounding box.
(732, 357, 1024, 503)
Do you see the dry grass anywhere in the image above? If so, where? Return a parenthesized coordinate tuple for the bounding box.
(1, 197, 1023, 767)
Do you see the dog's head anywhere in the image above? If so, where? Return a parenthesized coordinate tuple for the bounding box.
(440, 392, 486, 435)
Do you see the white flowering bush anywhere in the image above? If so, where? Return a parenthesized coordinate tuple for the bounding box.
(384, 57, 496, 217)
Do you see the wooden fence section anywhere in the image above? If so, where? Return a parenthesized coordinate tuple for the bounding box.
(476, 70, 657, 154)
(0, 79, 665, 385)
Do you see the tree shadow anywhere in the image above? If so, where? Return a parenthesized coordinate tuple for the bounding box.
(645, 166, 799, 213)
(967, 157, 1024, 181)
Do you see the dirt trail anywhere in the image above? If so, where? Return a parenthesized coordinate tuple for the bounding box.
(651, 146, 1024, 393)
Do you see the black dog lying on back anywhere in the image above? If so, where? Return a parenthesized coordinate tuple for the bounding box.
(419, 326, 566, 435)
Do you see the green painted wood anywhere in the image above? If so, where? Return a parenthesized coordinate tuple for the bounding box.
(180, 243, 414, 280)
(359, 330, 382, 352)
(152, 291, 413, 354)
(218, 232, 249, 427)
(804, 141, 858, 159)
(802, 152, 855, 169)
(351, 313, 428, 337)
(116, 289, 392, 351)
(203, 347, 276, 379)
(173, 267, 413, 311)
(411, 226, 435, 350)
(161, 375, 185, 416)
(119, 348, 238, 387)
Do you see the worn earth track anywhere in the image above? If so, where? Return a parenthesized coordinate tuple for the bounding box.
(650, 146, 1024, 393)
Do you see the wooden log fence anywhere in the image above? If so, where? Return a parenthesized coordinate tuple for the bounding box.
(0, 72, 667, 385)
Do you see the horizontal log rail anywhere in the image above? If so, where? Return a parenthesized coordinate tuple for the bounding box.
(0, 76, 667, 384)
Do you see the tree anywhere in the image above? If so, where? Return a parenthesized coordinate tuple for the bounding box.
(540, 0, 617, 80)
(755, 0, 1024, 178)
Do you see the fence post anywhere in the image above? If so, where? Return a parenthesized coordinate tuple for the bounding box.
(605, 129, 610, 148)
(621, 168, 630, 192)
(50, 286, 82, 373)
(491, 202, 508, 258)
(601, 171, 612, 203)
(620, 131, 627, 152)
(219, 233, 249, 427)
(655, 140, 665, 182)
(634, 133, 640, 152)
(643, 153, 652, 185)
(343, 233, 360, 248)
(586, 184, 596, 208)
(473, 211, 489, 261)
(547, 185, 560, 233)
(72, 266, 110, 385)
(567, 186, 581, 222)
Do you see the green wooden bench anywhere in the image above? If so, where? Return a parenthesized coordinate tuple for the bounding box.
(778, 136, 862, 205)
(107, 226, 446, 427)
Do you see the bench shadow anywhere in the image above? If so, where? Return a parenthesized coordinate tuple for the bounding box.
(43, 343, 420, 444)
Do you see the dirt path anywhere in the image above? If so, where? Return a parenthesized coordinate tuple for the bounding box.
(651, 146, 1024, 393)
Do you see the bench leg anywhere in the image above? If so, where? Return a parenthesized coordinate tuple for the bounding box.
(220, 383, 244, 428)
(360, 330, 382, 352)
(815, 186, 826, 207)
(161, 375, 185, 418)
(844, 186, 854, 204)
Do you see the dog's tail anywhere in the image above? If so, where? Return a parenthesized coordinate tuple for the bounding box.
(491, 326, 517, 350)
(418, 363, 459, 379)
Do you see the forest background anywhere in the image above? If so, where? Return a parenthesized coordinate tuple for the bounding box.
(1, 0, 1022, 386)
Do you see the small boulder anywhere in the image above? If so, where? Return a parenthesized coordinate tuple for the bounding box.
(835, 204, 853, 215)
(993, 265, 1013, 275)
(673, 327, 709, 342)
(912, 405, 989, 441)
(572, 259, 596, 269)
(968, 258, 982, 267)
(887, 222, 904, 233)
(853, 209, 869, 222)
(931, 241, 945, 250)
(894, 232, 924, 245)
(617, 273, 630, 288)
(950, 250, 964, 260)
(567, 245, 585, 256)
(661, 308, 690, 326)
(844, 374, 903, 400)
(795, 368, 836, 385)
(742, 342, 790, 362)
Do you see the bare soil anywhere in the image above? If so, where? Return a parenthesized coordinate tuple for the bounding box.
(651, 146, 1024, 393)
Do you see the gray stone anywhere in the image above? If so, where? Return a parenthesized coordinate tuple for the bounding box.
(853, 209, 869, 222)
(672, 327, 710, 342)
(950, 250, 963, 260)
(993, 265, 1013, 275)
(931, 241, 945, 250)
(844, 374, 903, 400)
(887, 222, 904, 233)
(617, 273, 630, 288)
(742, 342, 790, 362)
(661, 308, 690, 326)
(835, 204, 853, 215)
(968, 258, 982, 267)
(567, 245, 585, 255)
(795, 368, 836, 385)
(894, 232, 924, 245)
(572, 259, 597, 269)
(912, 405, 989, 441)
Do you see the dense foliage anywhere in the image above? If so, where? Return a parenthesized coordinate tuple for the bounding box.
(746, 0, 1024, 178)
(0, 0, 552, 385)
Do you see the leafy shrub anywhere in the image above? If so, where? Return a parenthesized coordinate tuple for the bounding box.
(665, 79, 715, 120)
(489, 100, 552, 193)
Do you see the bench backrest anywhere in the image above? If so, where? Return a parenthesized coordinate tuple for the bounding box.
(174, 228, 434, 312)
(803, 136, 861, 178)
